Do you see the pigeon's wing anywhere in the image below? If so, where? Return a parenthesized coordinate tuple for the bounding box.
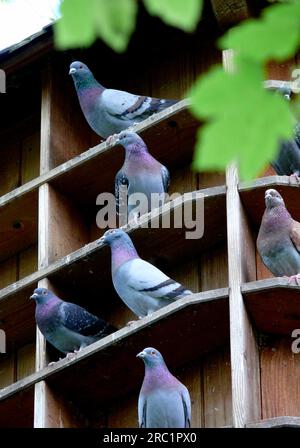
(181, 386, 191, 428)
(102, 88, 177, 122)
(138, 394, 147, 428)
(273, 140, 300, 176)
(60, 302, 115, 338)
(115, 170, 129, 215)
(161, 165, 170, 192)
(290, 220, 300, 253)
(126, 258, 191, 300)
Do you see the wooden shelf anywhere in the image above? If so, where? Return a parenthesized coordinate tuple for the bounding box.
(247, 416, 300, 428)
(242, 278, 300, 335)
(0, 185, 226, 350)
(239, 176, 300, 229)
(0, 288, 229, 413)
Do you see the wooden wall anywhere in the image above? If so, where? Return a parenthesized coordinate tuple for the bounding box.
(0, 4, 299, 429)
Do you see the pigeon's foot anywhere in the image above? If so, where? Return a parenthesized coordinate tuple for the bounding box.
(48, 361, 57, 367)
(285, 274, 300, 285)
(289, 173, 300, 186)
(128, 213, 140, 226)
(106, 134, 119, 145)
(126, 320, 138, 326)
(65, 351, 78, 361)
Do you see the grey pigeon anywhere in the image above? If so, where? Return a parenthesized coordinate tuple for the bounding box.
(69, 61, 178, 139)
(271, 87, 300, 183)
(115, 131, 170, 219)
(257, 189, 300, 284)
(137, 347, 191, 428)
(31, 288, 116, 355)
(100, 229, 192, 318)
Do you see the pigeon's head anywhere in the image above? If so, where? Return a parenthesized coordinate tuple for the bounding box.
(99, 228, 132, 247)
(265, 189, 285, 209)
(117, 131, 143, 148)
(30, 288, 55, 305)
(137, 347, 165, 368)
(69, 61, 93, 82)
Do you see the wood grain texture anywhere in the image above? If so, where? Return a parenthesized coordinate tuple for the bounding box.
(17, 343, 35, 380)
(243, 278, 300, 335)
(202, 347, 232, 427)
(226, 163, 261, 427)
(0, 354, 15, 389)
(260, 336, 300, 418)
(21, 132, 40, 184)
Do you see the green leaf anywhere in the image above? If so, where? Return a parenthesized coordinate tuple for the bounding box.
(55, 0, 95, 48)
(220, 2, 300, 62)
(55, 0, 137, 52)
(144, 0, 203, 32)
(190, 57, 294, 180)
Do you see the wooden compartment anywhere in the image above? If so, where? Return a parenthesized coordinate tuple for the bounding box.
(237, 179, 300, 426)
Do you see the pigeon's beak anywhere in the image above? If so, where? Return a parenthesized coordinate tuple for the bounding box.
(137, 350, 146, 359)
(30, 293, 38, 301)
(69, 67, 76, 75)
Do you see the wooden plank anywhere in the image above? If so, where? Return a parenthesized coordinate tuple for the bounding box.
(247, 416, 300, 428)
(0, 100, 192, 209)
(0, 190, 38, 262)
(0, 141, 20, 196)
(0, 354, 15, 389)
(21, 131, 40, 184)
(16, 343, 35, 380)
(19, 245, 38, 279)
(226, 162, 261, 427)
(179, 360, 203, 428)
(108, 393, 138, 428)
(0, 289, 229, 406)
(210, 0, 249, 26)
(47, 186, 89, 263)
(202, 347, 232, 428)
(260, 336, 300, 418)
(0, 256, 17, 289)
(243, 278, 300, 335)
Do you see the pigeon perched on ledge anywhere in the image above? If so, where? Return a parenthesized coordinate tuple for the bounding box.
(31, 288, 116, 356)
(69, 61, 178, 139)
(271, 88, 300, 184)
(99, 229, 192, 318)
(115, 131, 170, 219)
(257, 189, 300, 284)
(137, 347, 191, 428)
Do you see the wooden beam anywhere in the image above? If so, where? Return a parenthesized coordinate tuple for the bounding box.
(223, 49, 261, 427)
(0, 288, 229, 404)
(247, 416, 300, 428)
(226, 162, 261, 427)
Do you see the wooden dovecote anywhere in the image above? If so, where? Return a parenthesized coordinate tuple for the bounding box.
(0, 3, 300, 428)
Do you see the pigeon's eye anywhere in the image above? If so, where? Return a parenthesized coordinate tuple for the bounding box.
(151, 350, 156, 356)
(42, 291, 47, 295)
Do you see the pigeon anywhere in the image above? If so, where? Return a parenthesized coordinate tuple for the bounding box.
(99, 229, 192, 318)
(69, 61, 178, 139)
(137, 347, 191, 428)
(257, 189, 300, 284)
(115, 131, 170, 219)
(31, 288, 116, 356)
(271, 87, 300, 184)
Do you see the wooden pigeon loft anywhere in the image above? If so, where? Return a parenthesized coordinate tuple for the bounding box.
(0, 1, 300, 428)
